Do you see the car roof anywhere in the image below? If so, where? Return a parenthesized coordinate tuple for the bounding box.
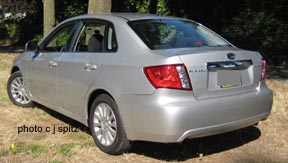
(69, 13, 182, 22)
(109, 13, 178, 20)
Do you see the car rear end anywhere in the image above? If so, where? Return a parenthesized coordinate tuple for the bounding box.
(117, 17, 273, 143)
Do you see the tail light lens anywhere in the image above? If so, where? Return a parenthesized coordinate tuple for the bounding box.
(260, 59, 267, 81)
(144, 64, 192, 90)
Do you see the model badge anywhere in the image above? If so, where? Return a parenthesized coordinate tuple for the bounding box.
(227, 53, 236, 60)
(189, 69, 206, 73)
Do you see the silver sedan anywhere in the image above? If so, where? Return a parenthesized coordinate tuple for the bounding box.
(7, 13, 273, 154)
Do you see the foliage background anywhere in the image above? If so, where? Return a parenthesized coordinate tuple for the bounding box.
(0, 0, 287, 65)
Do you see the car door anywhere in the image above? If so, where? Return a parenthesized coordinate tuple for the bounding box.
(57, 20, 118, 118)
(27, 22, 79, 107)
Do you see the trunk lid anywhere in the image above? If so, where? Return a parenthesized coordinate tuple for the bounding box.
(154, 47, 262, 99)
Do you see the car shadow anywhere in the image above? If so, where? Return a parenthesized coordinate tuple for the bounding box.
(0, 43, 25, 53)
(33, 103, 91, 134)
(130, 126, 261, 161)
(34, 103, 261, 161)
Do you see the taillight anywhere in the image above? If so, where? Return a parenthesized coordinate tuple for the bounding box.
(144, 64, 192, 90)
(260, 59, 267, 81)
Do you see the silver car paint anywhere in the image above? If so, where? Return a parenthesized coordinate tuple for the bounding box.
(118, 84, 272, 142)
(27, 52, 60, 106)
(11, 14, 273, 143)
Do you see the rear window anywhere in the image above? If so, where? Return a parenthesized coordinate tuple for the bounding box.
(128, 19, 232, 50)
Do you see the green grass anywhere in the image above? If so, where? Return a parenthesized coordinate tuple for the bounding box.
(68, 134, 95, 148)
(48, 160, 64, 163)
(80, 141, 95, 148)
(55, 143, 77, 157)
(32, 135, 47, 141)
(0, 150, 10, 157)
(0, 63, 10, 71)
(69, 133, 90, 141)
(0, 142, 80, 158)
(22, 144, 49, 157)
(31, 107, 49, 121)
(32, 108, 46, 116)
(0, 143, 49, 157)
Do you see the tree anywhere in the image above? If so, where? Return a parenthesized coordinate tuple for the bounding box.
(111, 0, 168, 15)
(56, 0, 88, 22)
(1, 0, 32, 14)
(43, 0, 55, 35)
(223, 0, 288, 65)
(0, 0, 42, 43)
(88, 0, 111, 14)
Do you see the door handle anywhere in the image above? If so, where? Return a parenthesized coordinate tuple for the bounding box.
(84, 63, 98, 71)
(49, 61, 58, 67)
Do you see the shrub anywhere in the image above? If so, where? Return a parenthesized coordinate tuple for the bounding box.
(0, 19, 8, 38)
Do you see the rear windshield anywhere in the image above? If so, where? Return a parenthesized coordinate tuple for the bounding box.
(128, 19, 232, 50)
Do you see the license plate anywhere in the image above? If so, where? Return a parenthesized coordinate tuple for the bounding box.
(217, 70, 241, 88)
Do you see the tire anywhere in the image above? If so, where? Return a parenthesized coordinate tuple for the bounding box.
(89, 94, 132, 154)
(7, 71, 33, 107)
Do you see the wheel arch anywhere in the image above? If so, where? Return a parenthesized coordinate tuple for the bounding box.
(11, 66, 20, 74)
(86, 89, 115, 125)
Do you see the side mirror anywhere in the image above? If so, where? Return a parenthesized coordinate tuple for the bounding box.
(25, 40, 39, 51)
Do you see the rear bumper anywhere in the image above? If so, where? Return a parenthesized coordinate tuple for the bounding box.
(177, 113, 267, 142)
(117, 83, 272, 143)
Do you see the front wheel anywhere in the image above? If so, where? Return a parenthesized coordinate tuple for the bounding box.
(89, 94, 132, 155)
(7, 71, 33, 107)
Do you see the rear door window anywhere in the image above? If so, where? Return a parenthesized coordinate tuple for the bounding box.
(74, 21, 117, 52)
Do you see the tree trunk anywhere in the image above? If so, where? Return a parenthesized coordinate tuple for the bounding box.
(43, 0, 55, 35)
(88, 0, 111, 14)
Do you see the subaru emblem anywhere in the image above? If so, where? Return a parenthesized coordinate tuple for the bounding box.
(227, 53, 236, 60)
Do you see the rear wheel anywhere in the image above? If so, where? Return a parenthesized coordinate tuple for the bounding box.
(89, 94, 132, 154)
(7, 71, 33, 107)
